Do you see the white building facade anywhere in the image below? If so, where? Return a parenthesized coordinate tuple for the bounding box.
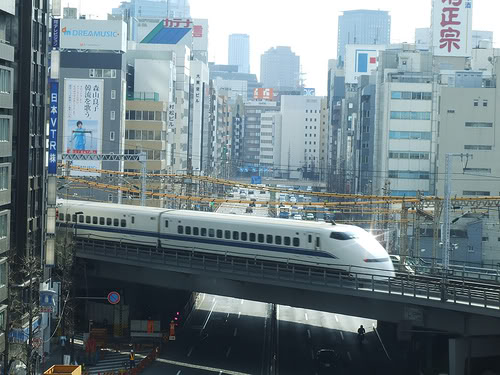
(228, 34, 250, 74)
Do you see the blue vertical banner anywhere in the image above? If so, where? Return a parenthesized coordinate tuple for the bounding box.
(48, 82, 59, 174)
(52, 18, 60, 49)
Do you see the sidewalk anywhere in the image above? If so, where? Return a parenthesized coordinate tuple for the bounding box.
(41, 343, 86, 373)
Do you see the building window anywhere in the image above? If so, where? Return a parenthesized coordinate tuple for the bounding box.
(110, 131, 115, 141)
(0, 215, 7, 238)
(482, 237, 489, 242)
(390, 111, 431, 120)
(0, 261, 6, 287)
(473, 99, 479, 106)
(464, 145, 492, 150)
(0, 166, 8, 190)
(110, 111, 116, 120)
(463, 191, 490, 196)
(483, 100, 488, 107)
(465, 122, 493, 128)
(0, 118, 9, 141)
(463, 168, 491, 174)
(389, 131, 432, 140)
(0, 68, 11, 94)
(111, 90, 116, 99)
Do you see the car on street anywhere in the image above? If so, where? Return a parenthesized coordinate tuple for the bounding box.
(316, 349, 340, 373)
(306, 213, 315, 220)
(293, 214, 302, 220)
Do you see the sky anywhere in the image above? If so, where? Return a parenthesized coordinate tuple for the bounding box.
(66, 0, 500, 96)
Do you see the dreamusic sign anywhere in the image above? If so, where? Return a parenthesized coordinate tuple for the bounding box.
(59, 19, 127, 52)
(431, 0, 473, 57)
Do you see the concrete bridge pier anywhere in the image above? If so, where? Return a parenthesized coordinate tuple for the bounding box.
(449, 336, 500, 375)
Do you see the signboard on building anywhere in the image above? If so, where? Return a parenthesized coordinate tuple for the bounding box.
(167, 103, 176, 129)
(159, 18, 209, 52)
(304, 88, 316, 96)
(60, 19, 127, 52)
(431, 0, 473, 57)
(63, 78, 103, 176)
(253, 88, 274, 101)
(48, 83, 59, 174)
(344, 45, 385, 84)
(52, 18, 61, 50)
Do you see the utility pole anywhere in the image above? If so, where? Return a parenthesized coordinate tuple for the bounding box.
(443, 153, 472, 271)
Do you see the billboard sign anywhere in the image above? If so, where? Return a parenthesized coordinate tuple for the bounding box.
(52, 18, 61, 50)
(63, 79, 103, 176)
(60, 19, 127, 52)
(48, 82, 59, 174)
(161, 18, 208, 51)
(345, 45, 385, 84)
(253, 88, 274, 101)
(431, 0, 473, 57)
(304, 88, 316, 96)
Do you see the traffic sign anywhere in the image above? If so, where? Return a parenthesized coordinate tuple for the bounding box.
(107, 291, 120, 305)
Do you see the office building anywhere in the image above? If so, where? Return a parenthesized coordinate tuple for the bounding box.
(0, 0, 48, 366)
(280, 96, 322, 180)
(228, 34, 250, 74)
(209, 63, 261, 103)
(260, 46, 300, 91)
(337, 10, 391, 66)
(112, 0, 190, 19)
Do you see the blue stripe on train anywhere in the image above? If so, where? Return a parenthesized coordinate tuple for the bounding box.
(58, 222, 337, 260)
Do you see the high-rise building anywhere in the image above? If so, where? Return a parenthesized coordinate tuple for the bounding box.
(337, 10, 391, 66)
(0, 0, 48, 366)
(228, 34, 250, 74)
(260, 46, 300, 91)
(112, 0, 191, 19)
(415, 28, 493, 50)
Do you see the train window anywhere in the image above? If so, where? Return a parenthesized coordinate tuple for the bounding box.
(86, 216, 91, 224)
(113, 219, 119, 227)
(284, 236, 291, 246)
(330, 232, 358, 240)
(165, 221, 168, 228)
(106, 218, 112, 226)
(316, 237, 320, 248)
(308, 235, 312, 243)
(241, 232, 248, 241)
(258, 234, 264, 243)
(121, 219, 126, 228)
(275, 236, 282, 245)
(178, 226, 184, 234)
(193, 227, 199, 236)
(208, 228, 215, 237)
(72, 214, 77, 222)
(266, 235, 273, 244)
(185, 226, 191, 235)
(93, 216, 98, 225)
(66, 214, 71, 222)
(293, 238, 300, 247)
(233, 231, 239, 240)
(249, 233, 256, 242)
(216, 230, 223, 238)
(201, 228, 207, 236)
(99, 217, 105, 225)
(79, 215, 84, 223)
(59, 213, 64, 221)
(132, 217, 135, 224)
(225, 230, 231, 239)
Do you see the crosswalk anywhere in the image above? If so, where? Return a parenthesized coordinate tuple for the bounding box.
(72, 334, 150, 375)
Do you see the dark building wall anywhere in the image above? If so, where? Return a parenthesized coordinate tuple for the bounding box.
(13, 0, 48, 258)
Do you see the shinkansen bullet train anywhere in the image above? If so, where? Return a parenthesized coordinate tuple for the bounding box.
(57, 199, 396, 278)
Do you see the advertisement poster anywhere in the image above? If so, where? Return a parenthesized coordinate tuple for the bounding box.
(63, 78, 103, 176)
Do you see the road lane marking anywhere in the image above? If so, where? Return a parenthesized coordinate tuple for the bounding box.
(156, 355, 251, 375)
(335, 315, 339, 323)
(305, 312, 308, 321)
(234, 328, 238, 337)
(201, 301, 217, 334)
(176, 371, 181, 375)
(187, 347, 193, 357)
(212, 297, 216, 303)
(227, 312, 230, 319)
(240, 299, 244, 305)
(226, 346, 232, 358)
(347, 352, 352, 361)
(307, 329, 311, 339)
(238, 311, 241, 319)
(340, 331, 344, 341)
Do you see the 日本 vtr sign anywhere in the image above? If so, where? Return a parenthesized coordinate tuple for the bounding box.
(432, 0, 473, 57)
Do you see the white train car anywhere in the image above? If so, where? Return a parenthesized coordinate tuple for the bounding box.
(57, 199, 395, 278)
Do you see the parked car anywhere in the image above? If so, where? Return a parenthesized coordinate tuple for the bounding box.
(306, 213, 315, 220)
(293, 214, 302, 220)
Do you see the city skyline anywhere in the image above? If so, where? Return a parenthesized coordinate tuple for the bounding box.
(64, 0, 500, 95)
